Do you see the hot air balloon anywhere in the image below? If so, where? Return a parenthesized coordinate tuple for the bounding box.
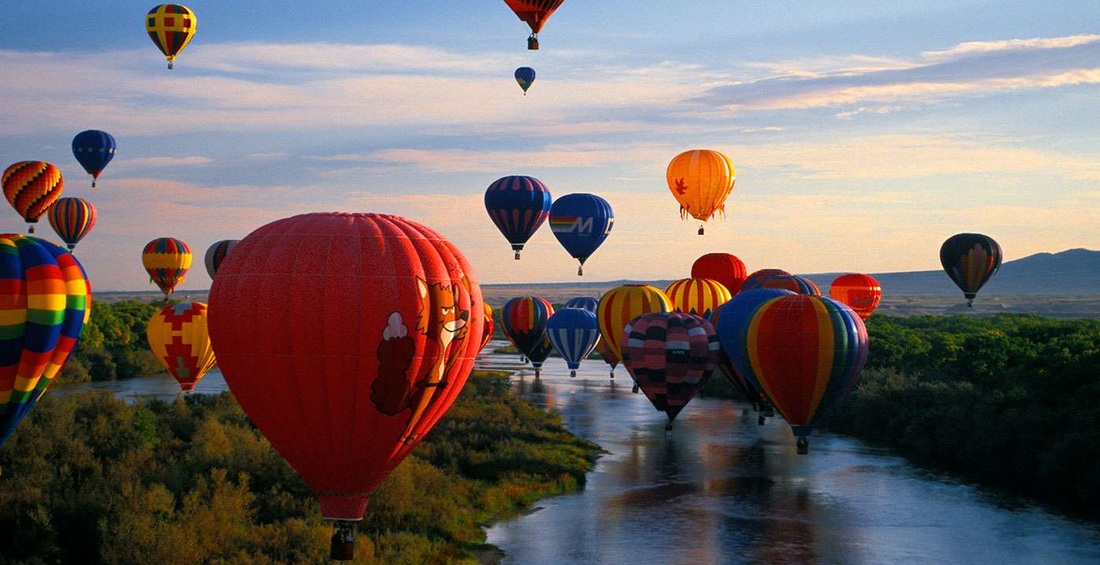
(546, 308, 600, 377)
(549, 193, 614, 275)
(480, 303, 495, 353)
(595, 337, 619, 379)
(622, 312, 719, 432)
(665, 277, 732, 318)
(829, 273, 882, 320)
(712, 288, 795, 422)
(691, 253, 747, 296)
(501, 296, 555, 377)
(666, 149, 735, 235)
(741, 268, 791, 292)
(146, 302, 216, 392)
(142, 237, 192, 297)
(208, 212, 483, 559)
(204, 239, 238, 279)
(758, 274, 821, 295)
(484, 175, 552, 260)
(3, 161, 64, 234)
(515, 66, 536, 94)
(597, 284, 672, 392)
(146, 4, 196, 69)
(0, 234, 91, 452)
(504, 0, 564, 49)
(940, 233, 1002, 307)
(47, 197, 97, 251)
(725, 294, 868, 454)
(71, 130, 116, 188)
(564, 296, 598, 312)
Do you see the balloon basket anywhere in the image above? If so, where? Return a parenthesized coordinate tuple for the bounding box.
(758, 415, 766, 426)
(796, 437, 809, 455)
(330, 521, 356, 561)
(514, 250, 521, 260)
(697, 225, 704, 235)
(528, 35, 539, 50)
(570, 370, 576, 378)
(631, 384, 639, 394)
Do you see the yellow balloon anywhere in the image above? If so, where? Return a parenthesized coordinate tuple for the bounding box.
(664, 277, 732, 318)
(146, 4, 197, 69)
(146, 302, 217, 392)
(666, 149, 735, 234)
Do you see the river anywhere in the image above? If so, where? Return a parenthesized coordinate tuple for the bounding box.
(54, 344, 1100, 564)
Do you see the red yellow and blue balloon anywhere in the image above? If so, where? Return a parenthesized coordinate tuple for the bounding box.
(3, 161, 64, 234)
(665, 277, 732, 318)
(146, 4, 197, 69)
(147, 302, 216, 392)
(142, 237, 192, 297)
(0, 234, 91, 451)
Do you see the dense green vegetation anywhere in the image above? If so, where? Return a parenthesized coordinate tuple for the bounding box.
(60, 300, 162, 384)
(0, 372, 598, 563)
(825, 314, 1100, 519)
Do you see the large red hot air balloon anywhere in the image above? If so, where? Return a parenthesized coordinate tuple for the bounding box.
(207, 212, 483, 560)
(691, 253, 747, 295)
(503, 0, 565, 49)
(829, 273, 882, 320)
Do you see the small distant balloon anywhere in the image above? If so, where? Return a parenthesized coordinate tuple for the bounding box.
(142, 237, 192, 297)
(940, 233, 1002, 307)
(484, 175, 552, 260)
(564, 296, 599, 313)
(204, 239, 238, 279)
(71, 130, 116, 188)
(146, 4, 197, 69)
(515, 67, 536, 94)
(549, 193, 614, 276)
(829, 273, 882, 320)
(47, 197, 97, 251)
(740, 268, 791, 292)
(546, 308, 600, 377)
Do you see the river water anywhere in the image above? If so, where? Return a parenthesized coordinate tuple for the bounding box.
(53, 345, 1100, 564)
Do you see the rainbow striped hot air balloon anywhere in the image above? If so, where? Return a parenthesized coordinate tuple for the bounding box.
(665, 277, 732, 318)
(142, 237, 192, 297)
(146, 302, 216, 392)
(484, 175, 552, 260)
(3, 161, 64, 234)
(723, 294, 868, 454)
(501, 296, 555, 377)
(47, 197, 97, 251)
(622, 312, 719, 432)
(0, 234, 91, 452)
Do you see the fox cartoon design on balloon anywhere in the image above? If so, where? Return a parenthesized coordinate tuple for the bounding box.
(372, 276, 471, 443)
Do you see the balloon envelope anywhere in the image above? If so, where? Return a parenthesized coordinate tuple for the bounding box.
(142, 237, 192, 296)
(208, 212, 483, 521)
(666, 150, 735, 232)
(484, 175, 552, 259)
(515, 66, 536, 93)
(3, 161, 64, 232)
(741, 268, 791, 292)
(622, 312, 719, 425)
(597, 284, 673, 364)
(501, 296, 554, 361)
(47, 197, 97, 251)
(204, 239, 238, 279)
(146, 4, 196, 68)
(665, 277, 732, 318)
(549, 193, 614, 275)
(546, 308, 600, 375)
(146, 302, 216, 392)
(504, 0, 564, 47)
(71, 130, 116, 187)
(758, 274, 821, 296)
(480, 303, 495, 353)
(829, 273, 882, 320)
(712, 289, 795, 403)
(691, 253, 747, 295)
(940, 233, 1002, 306)
(0, 234, 91, 450)
(564, 296, 598, 313)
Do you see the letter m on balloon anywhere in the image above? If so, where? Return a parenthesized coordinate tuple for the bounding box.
(551, 216, 593, 234)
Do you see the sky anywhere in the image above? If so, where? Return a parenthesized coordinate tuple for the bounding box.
(1, 1, 1098, 292)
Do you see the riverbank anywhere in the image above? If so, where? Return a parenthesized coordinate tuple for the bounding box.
(0, 370, 600, 563)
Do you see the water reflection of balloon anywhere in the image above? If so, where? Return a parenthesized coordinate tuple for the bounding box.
(666, 149, 735, 235)
(727, 294, 868, 454)
(208, 212, 483, 560)
(665, 277, 732, 318)
(692, 253, 747, 295)
(47, 197, 97, 251)
(3, 161, 64, 234)
(549, 193, 614, 276)
(546, 308, 600, 377)
(146, 4, 197, 69)
(940, 233, 1002, 307)
(0, 234, 91, 452)
(515, 66, 536, 94)
(142, 237, 192, 297)
(146, 302, 216, 392)
(622, 312, 719, 432)
(71, 130, 116, 188)
(484, 175, 552, 260)
(829, 273, 882, 320)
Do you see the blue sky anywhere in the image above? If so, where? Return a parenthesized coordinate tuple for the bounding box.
(1, 1, 1098, 291)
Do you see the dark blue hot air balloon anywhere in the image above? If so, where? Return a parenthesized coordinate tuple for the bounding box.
(546, 308, 600, 377)
(548, 193, 614, 275)
(515, 66, 536, 95)
(485, 175, 552, 260)
(71, 130, 116, 188)
(564, 296, 599, 313)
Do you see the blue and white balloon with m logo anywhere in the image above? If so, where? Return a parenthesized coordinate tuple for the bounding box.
(548, 193, 614, 276)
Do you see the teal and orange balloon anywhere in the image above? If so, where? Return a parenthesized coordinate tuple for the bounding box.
(47, 197, 97, 251)
(0, 234, 91, 451)
(142, 237, 192, 297)
(723, 294, 868, 454)
(940, 233, 1002, 307)
(3, 161, 64, 234)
